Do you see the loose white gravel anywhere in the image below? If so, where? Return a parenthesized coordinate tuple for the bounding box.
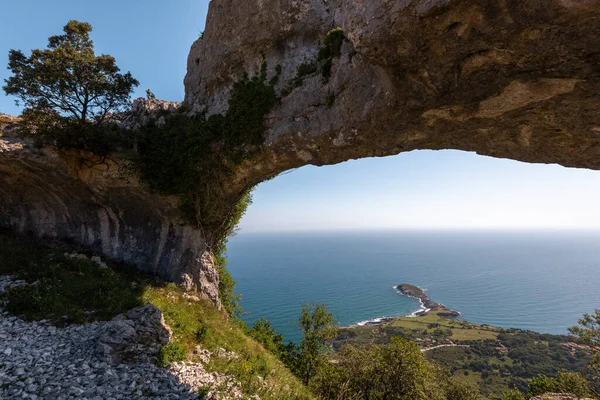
(0, 276, 247, 399)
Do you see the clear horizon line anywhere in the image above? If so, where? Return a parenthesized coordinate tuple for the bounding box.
(235, 226, 600, 234)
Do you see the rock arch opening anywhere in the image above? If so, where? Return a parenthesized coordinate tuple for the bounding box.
(237, 150, 600, 233)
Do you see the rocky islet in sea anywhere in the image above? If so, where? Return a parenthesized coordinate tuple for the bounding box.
(395, 283, 461, 318)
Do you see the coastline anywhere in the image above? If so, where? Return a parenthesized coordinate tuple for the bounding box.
(398, 288, 431, 318)
(353, 283, 460, 327)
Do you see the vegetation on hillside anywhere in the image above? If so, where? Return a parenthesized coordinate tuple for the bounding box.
(134, 66, 277, 317)
(0, 234, 147, 324)
(570, 309, 600, 375)
(0, 233, 312, 399)
(1, 233, 599, 399)
(2, 21, 281, 317)
(334, 309, 599, 398)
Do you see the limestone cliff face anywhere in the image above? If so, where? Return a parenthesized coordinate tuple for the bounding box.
(0, 142, 220, 308)
(186, 0, 600, 199)
(2, 0, 600, 307)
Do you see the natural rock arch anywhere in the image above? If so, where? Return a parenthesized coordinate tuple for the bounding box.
(186, 0, 600, 204)
(1, 0, 600, 306)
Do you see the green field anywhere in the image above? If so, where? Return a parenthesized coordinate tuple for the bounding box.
(334, 310, 500, 348)
(388, 310, 500, 341)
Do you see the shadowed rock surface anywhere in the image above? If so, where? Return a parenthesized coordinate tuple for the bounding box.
(0, 146, 220, 307)
(2, 0, 600, 303)
(96, 304, 171, 365)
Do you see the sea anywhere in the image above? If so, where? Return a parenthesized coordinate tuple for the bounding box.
(226, 230, 600, 343)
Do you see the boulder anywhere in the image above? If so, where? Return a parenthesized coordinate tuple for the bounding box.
(95, 304, 172, 365)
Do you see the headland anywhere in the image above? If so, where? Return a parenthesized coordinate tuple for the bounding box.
(395, 283, 461, 318)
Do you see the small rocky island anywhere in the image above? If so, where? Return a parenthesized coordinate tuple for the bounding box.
(395, 284, 461, 317)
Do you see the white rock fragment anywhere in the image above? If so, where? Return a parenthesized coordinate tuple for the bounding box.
(0, 275, 254, 399)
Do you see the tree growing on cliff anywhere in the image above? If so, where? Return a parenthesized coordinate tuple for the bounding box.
(570, 309, 600, 376)
(3, 20, 138, 150)
(288, 303, 337, 386)
(333, 338, 430, 400)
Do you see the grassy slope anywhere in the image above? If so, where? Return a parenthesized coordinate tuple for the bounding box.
(335, 310, 499, 348)
(388, 310, 500, 341)
(145, 285, 312, 399)
(0, 234, 312, 400)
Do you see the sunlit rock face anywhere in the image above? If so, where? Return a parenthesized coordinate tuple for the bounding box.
(2, 0, 600, 307)
(0, 145, 221, 309)
(186, 0, 600, 198)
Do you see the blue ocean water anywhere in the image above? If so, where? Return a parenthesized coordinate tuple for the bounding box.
(226, 230, 600, 343)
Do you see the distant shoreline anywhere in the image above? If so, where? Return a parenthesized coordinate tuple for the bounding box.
(354, 283, 461, 327)
(395, 283, 461, 317)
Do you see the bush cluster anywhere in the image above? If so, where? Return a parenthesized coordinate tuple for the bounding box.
(0, 234, 147, 325)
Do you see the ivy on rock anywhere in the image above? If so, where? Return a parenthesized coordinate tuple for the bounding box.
(135, 62, 278, 316)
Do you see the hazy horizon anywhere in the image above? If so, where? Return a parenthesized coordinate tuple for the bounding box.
(238, 150, 600, 232)
(236, 227, 600, 233)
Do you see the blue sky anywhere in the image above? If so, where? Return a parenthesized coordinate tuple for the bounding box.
(2, 1, 600, 232)
(242, 150, 600, 231)
(0, 0, 209, 113)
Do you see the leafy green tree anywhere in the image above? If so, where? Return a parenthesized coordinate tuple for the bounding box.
(443, 376, 484, 400)
(310, 360, 351, 400)
(528, 375, 558, 397)
(3, 20, 138, 148)
(569, 309, 600, 375)
(335, 338, 430, 400)
(248, 317, 285, 356)
(294, 302, 337, 386)
(556, 371, 594, 398)
(501, 388, 525, 400)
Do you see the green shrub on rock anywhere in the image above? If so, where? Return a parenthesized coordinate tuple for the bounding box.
(157, 342, 186, 367)
(556, 371, 594, 398)
(195, 324, 209, 343)
(528, 375, 558, 397)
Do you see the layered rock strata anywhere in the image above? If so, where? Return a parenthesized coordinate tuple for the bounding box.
(0, 144, 220, 307)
